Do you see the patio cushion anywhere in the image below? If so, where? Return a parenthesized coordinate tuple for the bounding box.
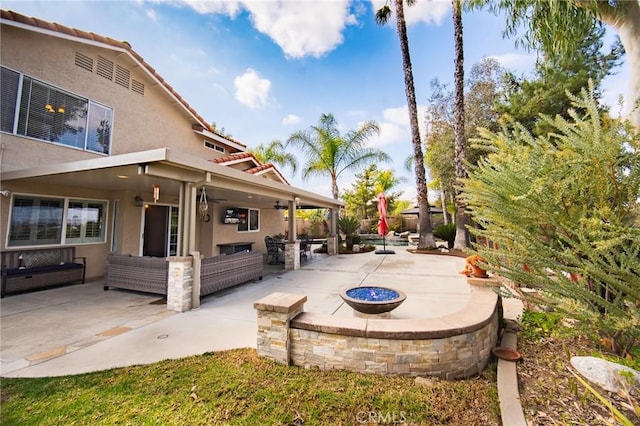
(22, 252, 63, 268)
(4, 262, 83, 276)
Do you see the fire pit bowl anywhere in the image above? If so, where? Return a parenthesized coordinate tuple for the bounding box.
(340, 286, 407, 315)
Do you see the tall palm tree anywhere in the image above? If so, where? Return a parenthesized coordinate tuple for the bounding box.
(286, 113, 389, 200)
(452, 0, 469, 250)
(249, 139, 298, 176)
(376, 0, 436, 249)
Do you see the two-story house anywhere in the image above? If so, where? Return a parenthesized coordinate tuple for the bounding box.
(0, 10, 341, 309)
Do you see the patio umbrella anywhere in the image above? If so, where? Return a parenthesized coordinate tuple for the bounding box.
(376, 193, 395, 255)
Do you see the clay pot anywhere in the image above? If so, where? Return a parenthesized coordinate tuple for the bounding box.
(471, 265, 488, 278)
(492, 347, 523, 362)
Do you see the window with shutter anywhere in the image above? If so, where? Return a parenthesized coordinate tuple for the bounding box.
(1, 66, 113, 155)
(0, 67, 19, 133)
(8, 196, 107, 247)
(8, 197, 64, 246)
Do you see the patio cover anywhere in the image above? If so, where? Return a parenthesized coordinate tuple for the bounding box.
(0, 148, 343, 255)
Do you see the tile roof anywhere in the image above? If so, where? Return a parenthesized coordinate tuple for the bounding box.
(0, 9, 245, 148)
(245, 164, 289, 185)
(210, 152, 257, 164)
(210, 153, 289, 184)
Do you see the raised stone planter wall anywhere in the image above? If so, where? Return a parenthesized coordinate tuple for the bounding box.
(254, 287, 501, 379)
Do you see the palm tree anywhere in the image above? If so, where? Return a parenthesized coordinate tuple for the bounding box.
(286, 113, 389, 200)
(248, 139, 298, 176)
(471, 0, 640, 128)
(376, 0, 437, 249)
(452, 0, 469, 250)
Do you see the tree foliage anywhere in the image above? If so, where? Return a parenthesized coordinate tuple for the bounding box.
(470, 0, 640, 128)
(425, 58, 505, 207)
(497, 24, 624, 136)
(342, 165, 404, 220)
(463, 84, 640, 350)
(286, 113, 388, 200)
(248, 139, 298, 176)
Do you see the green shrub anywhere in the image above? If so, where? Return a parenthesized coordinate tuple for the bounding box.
(463, 83, 640, 353)
(433, 223, 456, 248)
(338, 216, 360, 251)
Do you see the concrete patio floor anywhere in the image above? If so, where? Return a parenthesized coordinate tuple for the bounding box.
(1, 247, 479, 378)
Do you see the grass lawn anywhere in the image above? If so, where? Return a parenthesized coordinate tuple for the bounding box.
(1, 348, 499, 425)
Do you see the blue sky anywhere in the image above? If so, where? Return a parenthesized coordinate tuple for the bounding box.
(4, 0, 629, 202)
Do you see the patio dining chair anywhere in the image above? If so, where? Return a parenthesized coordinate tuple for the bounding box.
(299, 235, 312, 260)
(265, 236, 284, 264)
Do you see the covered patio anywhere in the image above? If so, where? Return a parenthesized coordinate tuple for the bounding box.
(0, 148, 343, 311)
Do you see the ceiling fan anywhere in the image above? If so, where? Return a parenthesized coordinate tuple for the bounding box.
(273, 200, 287, 210)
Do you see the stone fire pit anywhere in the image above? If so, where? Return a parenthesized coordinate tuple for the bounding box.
(340, 286, 406, 315)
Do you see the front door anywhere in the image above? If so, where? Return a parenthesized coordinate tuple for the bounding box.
(143, 205, 169, 257)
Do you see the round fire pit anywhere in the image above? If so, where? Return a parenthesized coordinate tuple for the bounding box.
(340, 286, 407, 315)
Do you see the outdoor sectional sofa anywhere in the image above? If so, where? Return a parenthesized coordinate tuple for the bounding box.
(104, 253, 169, 295)
(104, 250, 263, 297)
(200, 250, 263, 296)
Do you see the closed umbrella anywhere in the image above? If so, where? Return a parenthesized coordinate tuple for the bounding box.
(376, 193, 395, 255)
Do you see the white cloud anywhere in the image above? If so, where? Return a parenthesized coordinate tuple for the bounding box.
(370, 0, 450, 27)
(404, 0, 450, 26)
(488, 53, 537, 75)
(145, 8, 158, 22)
(234, 68, 271, 109)
(212, 82, 227, 94)
(181, 0, 357, 58)
(282, 114, 302, 125)
(369, 105, 428, 147)
(181, 0, 243, 17)
(371, 121, 408, 147)
(243, 0, 355, 58)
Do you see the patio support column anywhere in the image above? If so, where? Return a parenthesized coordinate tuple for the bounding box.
(326, 235, 338, 256)
(330, 207, 338, 236)
(181, 182, 197, 256)
(190, 250, 201, 309)
(284, 241, 300, 270)
(287, 200, 296, 242)
(166, 256, 193, 312)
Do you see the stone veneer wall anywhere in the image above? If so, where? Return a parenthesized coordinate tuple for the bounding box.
(284, 241, 300, 271)
(255, 286, 501, 379)
(166, 256, 193, 312)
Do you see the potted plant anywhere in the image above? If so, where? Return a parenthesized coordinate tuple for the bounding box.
(338, 215, 360, 252)
(460, 254, 488, 278)
(433, 223, 456, 249)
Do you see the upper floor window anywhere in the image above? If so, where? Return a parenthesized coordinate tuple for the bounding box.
(204, 140, 225, 153)
(1, 66, 112, 155)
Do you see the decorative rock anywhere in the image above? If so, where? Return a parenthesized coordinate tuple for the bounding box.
(570, 356, 640, 394)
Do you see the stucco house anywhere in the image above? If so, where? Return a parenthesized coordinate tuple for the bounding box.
(0, 10, 342, 310)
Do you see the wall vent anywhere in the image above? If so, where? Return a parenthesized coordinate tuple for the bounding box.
(131, 79, 145, 95)
(114, 65, 130, 89)
(74, 51, 93, 72)
(96, 56, 114, 81)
